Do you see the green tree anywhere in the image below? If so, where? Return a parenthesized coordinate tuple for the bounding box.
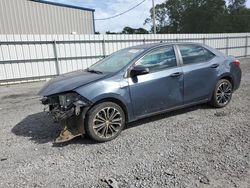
(106, 31, 118, 34)
(121, 26, 149, 34)
(181, 0, 228, 33)
(144, 1, 172, 33)
(144, 0, 250, 33)
(227, 0, 250, 32)
(228, 0, 246, 12)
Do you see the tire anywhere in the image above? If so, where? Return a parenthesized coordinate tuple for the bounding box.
(85, 102, 126, 142)
(210, 79, 233, 108)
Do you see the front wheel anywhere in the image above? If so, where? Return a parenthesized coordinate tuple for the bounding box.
(210, 79, 233, 108)
(85, 102, 125, 142)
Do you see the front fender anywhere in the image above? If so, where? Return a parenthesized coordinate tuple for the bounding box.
(74, 78, 134, 122)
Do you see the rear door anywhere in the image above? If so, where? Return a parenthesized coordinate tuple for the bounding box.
(177, 44, 218, 104)
(128, 45, 184, 118)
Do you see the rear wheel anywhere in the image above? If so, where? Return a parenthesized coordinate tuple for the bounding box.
(210, 79, 233, 108)
(85, 102, 125, 142)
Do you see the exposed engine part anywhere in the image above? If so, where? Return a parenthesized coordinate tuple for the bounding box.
(40, 97, 49, 105)
(51, 107, 75, 121)
(75, 105, 81, 116)
(74, 100, 87, 116)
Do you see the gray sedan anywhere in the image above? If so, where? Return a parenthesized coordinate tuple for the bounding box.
(39, 42, 241, 143)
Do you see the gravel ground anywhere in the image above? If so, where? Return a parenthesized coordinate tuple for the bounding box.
(0, 58, 249, 188)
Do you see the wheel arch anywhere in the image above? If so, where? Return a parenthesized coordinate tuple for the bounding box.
(209, 73, 234, 101)
(88, 97, 129, 123)
(218, 74, 234, 90)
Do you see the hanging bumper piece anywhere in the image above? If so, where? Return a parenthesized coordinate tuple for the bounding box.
(49, 101, 89, 143)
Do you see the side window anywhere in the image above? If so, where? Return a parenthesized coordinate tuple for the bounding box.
(179, 45, 215, 65)
(136, 46, 177, 72)
(203, 48, 215, 61)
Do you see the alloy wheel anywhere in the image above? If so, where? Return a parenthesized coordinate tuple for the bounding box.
(92, 107, 122, 138)
(216, 81, 232, 105)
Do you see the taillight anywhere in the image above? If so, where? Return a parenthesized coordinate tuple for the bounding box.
(233, 59, 240, 66)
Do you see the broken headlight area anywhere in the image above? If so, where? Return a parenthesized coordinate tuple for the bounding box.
(40, 92, 91, 143)
(59, 93, 82, 109)
(42, 93, 90, 118)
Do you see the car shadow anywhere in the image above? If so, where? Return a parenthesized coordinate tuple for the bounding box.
(12, 103, 211, 146)
(12, 111, 60, 144)
(11, 111, 97, 146)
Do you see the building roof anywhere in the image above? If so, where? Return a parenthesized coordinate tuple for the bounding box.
(31, 0, 95, 12)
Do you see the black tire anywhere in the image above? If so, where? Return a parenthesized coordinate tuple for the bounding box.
(85, 102, 125, 142)
(210, 79, 233, 108)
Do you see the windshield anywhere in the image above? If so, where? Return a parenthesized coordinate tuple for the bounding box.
(88, 48, 144, 73)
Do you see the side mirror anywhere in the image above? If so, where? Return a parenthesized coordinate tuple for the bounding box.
(130, 65, 149, 77)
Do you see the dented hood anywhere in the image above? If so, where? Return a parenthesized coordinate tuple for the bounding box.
(38, 70, 107, 96)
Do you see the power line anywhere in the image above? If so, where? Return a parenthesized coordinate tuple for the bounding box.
(95, 0, 146, 21)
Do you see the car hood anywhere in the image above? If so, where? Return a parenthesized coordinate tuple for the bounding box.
(38, 70, 107, 96)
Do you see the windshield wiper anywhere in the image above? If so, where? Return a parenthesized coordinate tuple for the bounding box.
(86, 68, 103, 74)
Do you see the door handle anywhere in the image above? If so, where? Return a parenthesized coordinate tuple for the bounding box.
(210, 64, 219, 68)
(170, 72, 182, 77)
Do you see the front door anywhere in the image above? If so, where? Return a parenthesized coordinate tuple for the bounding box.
(128, 46, 184, 118)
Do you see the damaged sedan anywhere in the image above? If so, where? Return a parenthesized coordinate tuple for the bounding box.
(39, 42, 241, 143)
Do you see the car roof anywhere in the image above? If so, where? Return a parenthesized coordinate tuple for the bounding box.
(128, 42, 204, 50)
(126, 42, 224, 58)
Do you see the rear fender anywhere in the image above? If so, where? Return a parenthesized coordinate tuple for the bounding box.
(208, 73, 234, 100)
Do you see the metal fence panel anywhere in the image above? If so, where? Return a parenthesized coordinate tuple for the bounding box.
(0, 33, 250, 84)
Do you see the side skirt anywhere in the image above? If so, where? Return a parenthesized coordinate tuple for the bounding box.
(130, 98, 209, 122)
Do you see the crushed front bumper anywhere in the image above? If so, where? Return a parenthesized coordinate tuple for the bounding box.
(41, 96, 91, 143)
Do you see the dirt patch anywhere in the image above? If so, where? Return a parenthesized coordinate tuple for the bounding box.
(1, 93, 33, 99)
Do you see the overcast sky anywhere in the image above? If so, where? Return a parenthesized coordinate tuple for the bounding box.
(47, 0, 250, 33)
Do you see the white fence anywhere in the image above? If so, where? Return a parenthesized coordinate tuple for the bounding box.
(0, 33, 250, 84)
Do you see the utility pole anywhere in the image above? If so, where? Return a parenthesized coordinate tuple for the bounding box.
(152, 0, 156, 34)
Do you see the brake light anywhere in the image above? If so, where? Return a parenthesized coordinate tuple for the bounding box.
(233, 59, 240, 66)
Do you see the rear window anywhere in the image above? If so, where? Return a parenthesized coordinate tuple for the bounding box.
(179, 45, 215, 65)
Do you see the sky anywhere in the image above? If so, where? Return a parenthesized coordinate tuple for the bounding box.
(47, 0, 250, 33)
